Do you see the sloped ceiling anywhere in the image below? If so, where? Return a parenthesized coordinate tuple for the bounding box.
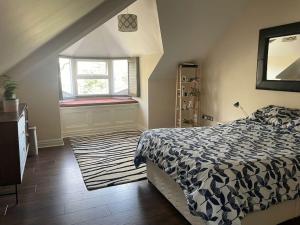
(6, 0, 136, 78)
(0, 0, 107, 75)
(4, 0, 249, 79)
(61, 0, 163, 57)
(151, 0, 249, 79)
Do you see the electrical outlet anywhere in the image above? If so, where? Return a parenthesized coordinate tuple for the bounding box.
(201, 114, 213, 121)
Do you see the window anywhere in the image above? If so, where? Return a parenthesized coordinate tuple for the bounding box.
(113, 60, 129, 95)
(59, 57, 139, 99)
(59, 58, 73, 98)
(75, 59, 109, 96)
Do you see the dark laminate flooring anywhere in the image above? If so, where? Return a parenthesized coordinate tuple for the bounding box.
(0, 140, 299, 225)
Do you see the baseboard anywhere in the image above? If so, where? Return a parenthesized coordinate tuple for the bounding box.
(137, 124, 148, 132)
(38, 138, 65, 148)
(62, 125, 140, 138)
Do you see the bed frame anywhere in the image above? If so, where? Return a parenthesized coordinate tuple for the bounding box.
(146, 161, 300, 225)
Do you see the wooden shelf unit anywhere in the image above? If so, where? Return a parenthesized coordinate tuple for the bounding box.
(175, 64, 200, 128)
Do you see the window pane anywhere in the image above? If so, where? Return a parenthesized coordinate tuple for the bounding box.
(77, 61, 107, 75)
(77, 79, 109, 95)
(113, 60, 129, 95)
(59, 58, 73, 98)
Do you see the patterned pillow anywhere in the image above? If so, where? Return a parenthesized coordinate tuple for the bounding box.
(250, 105, 300, 128)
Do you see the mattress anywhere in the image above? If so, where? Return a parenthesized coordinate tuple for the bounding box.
(147, 161, 300, 225)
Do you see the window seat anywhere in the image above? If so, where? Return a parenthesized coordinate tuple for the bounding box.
(59, 97, 138, 107)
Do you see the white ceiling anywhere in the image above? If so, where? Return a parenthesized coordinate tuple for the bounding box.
(151, 0, 249, 79)
(61, 0, 163, 57)
(0, 0, 107, 75)
(2, 0, 250, 81)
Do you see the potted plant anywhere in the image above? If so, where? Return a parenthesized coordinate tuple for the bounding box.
(1, 75, 19, 112)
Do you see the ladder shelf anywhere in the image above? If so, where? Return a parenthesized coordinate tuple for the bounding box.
(175, 63, 200, 128)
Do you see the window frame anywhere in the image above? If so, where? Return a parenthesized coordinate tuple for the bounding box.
(59, 56, 132, 99)
(73, 58, 111, 96)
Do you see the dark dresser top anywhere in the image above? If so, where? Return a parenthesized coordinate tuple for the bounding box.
(0, 104, 27, 123)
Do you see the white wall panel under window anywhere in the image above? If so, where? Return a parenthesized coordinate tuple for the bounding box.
(60, 103, 139, 137)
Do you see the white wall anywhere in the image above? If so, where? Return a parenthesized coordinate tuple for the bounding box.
(3, 0, 254, 144)
(15, 55, 63, 146)
(146, 0, 249, 129)
(148, 78, 176, 128)
(60, 103, 139, 137)
(6, 0, 136, 147)
(134, 54, 162, 129)
(201, 0, 300, 125)
(152, 0, 248, 78)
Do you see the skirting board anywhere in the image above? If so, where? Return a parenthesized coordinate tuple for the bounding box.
(38, 138, 65, 148)
(39, 125, 147, 148)
(137, 124, 147, 132)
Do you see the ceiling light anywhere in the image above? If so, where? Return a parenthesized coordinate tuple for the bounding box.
(118, 13, 138, 32)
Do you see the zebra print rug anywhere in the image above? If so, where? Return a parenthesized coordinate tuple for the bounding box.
(70, 130, 146, 190)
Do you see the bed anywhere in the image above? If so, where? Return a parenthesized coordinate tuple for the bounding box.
(134, 105, 300, 225)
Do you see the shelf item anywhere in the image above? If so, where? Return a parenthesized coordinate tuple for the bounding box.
(175, 64, 200, 128)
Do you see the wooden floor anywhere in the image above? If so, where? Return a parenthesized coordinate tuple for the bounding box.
(0, 140, 299, 225)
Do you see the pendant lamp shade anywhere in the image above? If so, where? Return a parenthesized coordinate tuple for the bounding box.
(118, 14, 138, 32)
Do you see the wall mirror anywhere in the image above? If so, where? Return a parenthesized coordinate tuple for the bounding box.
(256, 22, 300, 92)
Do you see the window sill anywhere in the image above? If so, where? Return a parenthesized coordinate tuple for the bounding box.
(59, 97, 138, 107)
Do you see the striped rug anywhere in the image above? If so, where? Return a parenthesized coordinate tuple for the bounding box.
(70, 130, 146, 190)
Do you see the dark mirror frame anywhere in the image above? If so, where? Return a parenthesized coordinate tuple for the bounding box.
(256, 22, 300, 92)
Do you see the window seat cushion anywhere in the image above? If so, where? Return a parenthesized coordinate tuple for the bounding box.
(59, 97, 138, 107)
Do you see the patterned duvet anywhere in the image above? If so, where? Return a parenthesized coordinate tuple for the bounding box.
(134, 106, 300, 225)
